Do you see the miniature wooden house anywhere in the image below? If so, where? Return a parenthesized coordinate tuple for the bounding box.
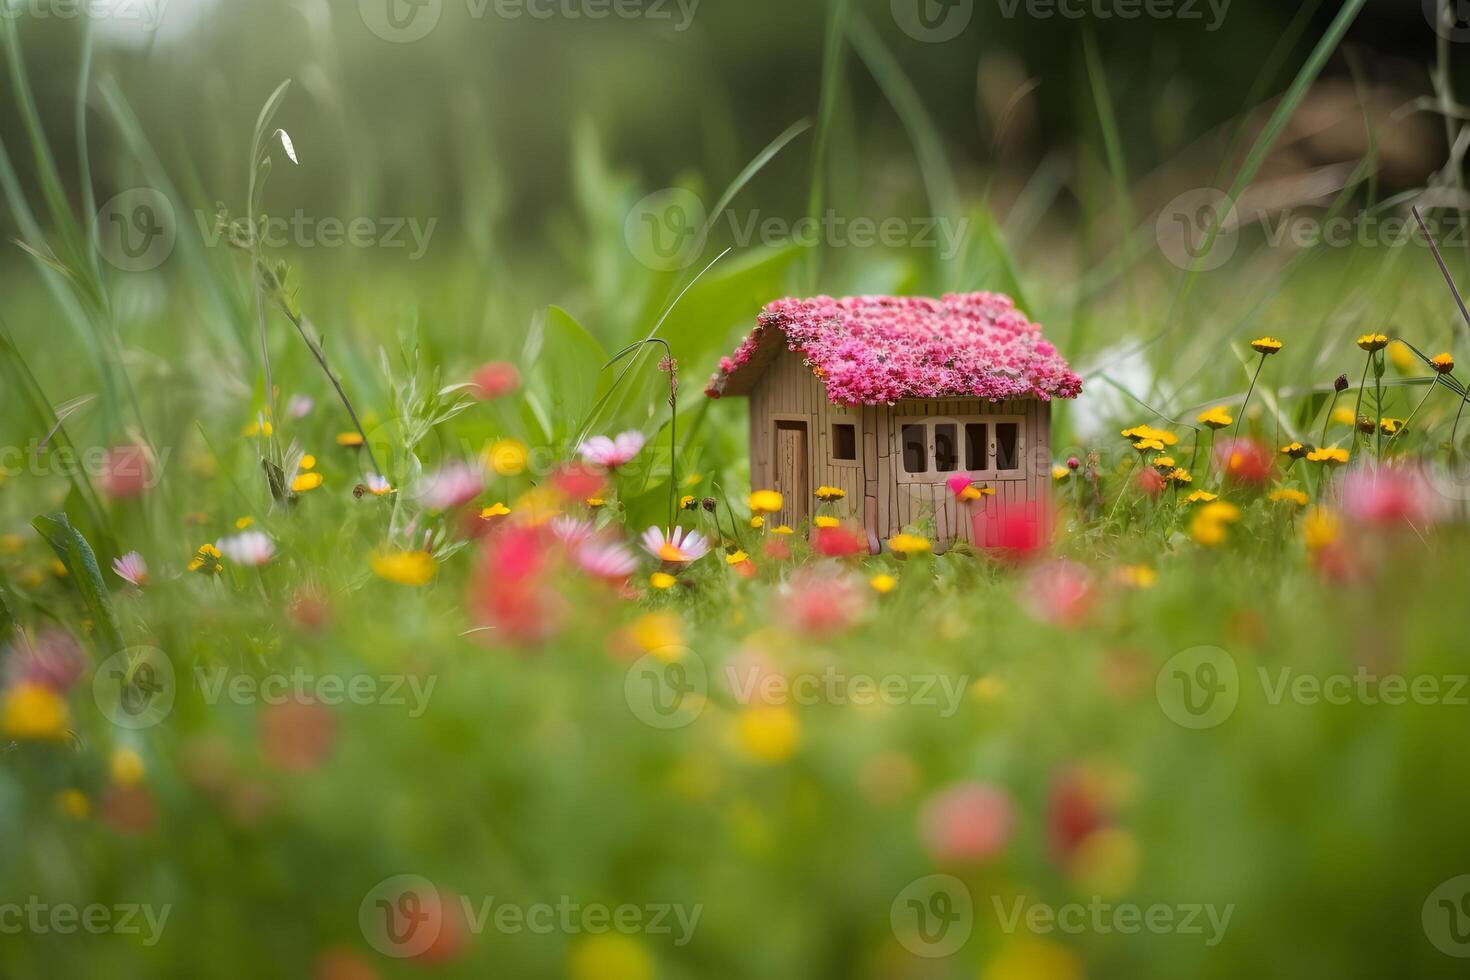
(705, 293, 1082, 553)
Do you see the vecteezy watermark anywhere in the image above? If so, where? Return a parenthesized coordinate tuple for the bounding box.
(193, 667, 437, 718)
(359, 0, 699, 43)
(1424, 875, 1470, 957)
(1155, 188, 1240, 272)
(0, 442, 172, 488)
(93, 647, 176, 731)
(624, 189, 971, 271)
(1156, 646, 1239, 729)
(197, 209, 439, 262)
(0, 0, 169, 27)
(624, 650, 707, 729)
(725, 665, 969, 718)
(0, 899, 171, 945)
(892, 0, 974, 42)
(359, 875, 702, 958)
(1425, 0, 1470, 43)
(992, 895, 1234, 947)
(994, 0, 1229, 30)
(96, 189, 177, 273)
(890, 875, 974, 958)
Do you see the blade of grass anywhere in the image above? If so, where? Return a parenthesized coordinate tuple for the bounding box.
(804, 0, 851, 291)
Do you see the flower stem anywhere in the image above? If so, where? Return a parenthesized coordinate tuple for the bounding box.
(1233, 354, 1266, 440)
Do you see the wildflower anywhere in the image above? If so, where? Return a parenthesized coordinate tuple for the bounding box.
(9, 631, 84, 692)
(763, 538, 791, 560)
(679, 495, 697, 510)
(578, 432, 646, 470)
(870, 573, 898, 594)
(568, 935, 653, 980)
(640, 527, 711, 565)
(1021, 560, 1095, 626)
(1334, 374, 1350, 392)
(576, 541, 638, 581)
(723, 550, 750, 566)
(1116, 565, 1157, 589)
(888, 533, 931, 556)
(111, 551, 148, 587)
(700, 497, 718, 513)
(551, 463, 603, 500)
(188, 543, 223, 574)
(737, 706, 802, 763)
(419, 462, 484, 511)
(549, 516, 595, 548)
(480, 502, 511, 520)
(99, 445, 153, 499)
(1250, 337, 1283, 355)
(1165, 467, 1193, 487)
(649, 572, 677, 590)
(1269, 488, 1310, 506)
(484, 438, 529, 477)
(1433, 352, 1455, 374)
(235, 516, 255, 529)
(371, 550, 436, 586)
(243, 419, 273, 438)
(748, 489, 784, 513)
(2, 683, 69, 740)
(470, 361, 521, 400)
(1068, 456, 1081, 470)
(1136, 466, 1166, 498)
(1355, 415, 1376, 434)
(769, 525, 795, 535)
(56, 789, 90, 820)
(110, 747, 145, 786)
(1356, 333, 1389, 352)
(1152, 456, 1177, 472)
(291, 472, 323, 493)
(919, 782, 1016, 863)
(1379, 418, 1405, 436)
(0, 534, 21, 555)
(815, 486, 846, 502)
(750, 516, 764, 529)
(1331, 406, 1356, 426)
(1189, 501, 1240, 547)
(1052, 465, 1070, 480)
(1121, 425, 1178, 446)
(286, 394, 314, 419)
(813, 515, 841, 529)
(814, 525, 866, 557)
(363, 474, 394, 497)
(1307, 447, 1350, 465)
(1342, 466, 1437, 527)
(1200, 501, 1241, 523)
(1132, 438, 1165, 452)
(1389, 340, 1415, 372)
(217, 531, 275, 567)
(1302, 507, 1340, 551)
(1215, 437, 1273, 487)
(1196, 406, 1233, 430)
(299, 454, 316, 471)
(1181, 490, 1217, 504)
(1280, 442, 1309, 459)
(336, 431, 364, 447)
(586, 497, 606, 509)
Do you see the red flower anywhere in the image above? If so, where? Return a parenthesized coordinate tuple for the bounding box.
(763, 538, 791, 561)
(1214, 437, 1273, 488)
(919, 781, 1017, 863)
(99, 444, 153, 498)
(470, 361, 520, 400)
(1020, 560, 1094, 627)
(813, 524, 865, 557)
(1135, 466, 1165, 498)
(552, 464, 605, 501)
(1048, 767, 1110, 862)
(260, 697, 337, 772)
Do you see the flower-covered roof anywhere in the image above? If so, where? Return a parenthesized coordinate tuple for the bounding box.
(705, 293, 1082, 406)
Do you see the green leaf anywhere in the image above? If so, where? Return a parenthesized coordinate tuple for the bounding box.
(534, 306, 609, 443)
(30, 512, 124, 654)
(0, 574, 17, 640)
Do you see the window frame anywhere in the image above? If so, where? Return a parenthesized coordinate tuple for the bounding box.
(895, 415, 1026, 483)
(829, 419, 861, 468)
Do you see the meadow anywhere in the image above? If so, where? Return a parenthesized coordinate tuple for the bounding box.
(3, 1, 1470, 978)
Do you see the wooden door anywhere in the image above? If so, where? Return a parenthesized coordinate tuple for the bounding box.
(774, 420, 810, 528)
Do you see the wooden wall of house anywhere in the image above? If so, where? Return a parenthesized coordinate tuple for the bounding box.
(748, 350, 1053, 552)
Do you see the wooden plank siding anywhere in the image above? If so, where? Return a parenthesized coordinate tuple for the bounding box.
(745, 350, 1053, 553)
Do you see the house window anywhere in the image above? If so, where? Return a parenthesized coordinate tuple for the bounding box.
(995, 422, 1020, 471)
(934, 424, 958, 472)
(902, 425, 927, 474)
(832, 422, 858, 461)
(964, 423, 988, 470)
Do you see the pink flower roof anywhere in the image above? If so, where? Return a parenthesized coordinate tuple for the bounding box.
(705, 293, 1082, 406)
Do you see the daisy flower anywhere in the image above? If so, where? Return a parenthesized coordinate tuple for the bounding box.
(217, 531, 275, 567)
(1250, 337, 1283, 355)
(418, 462, 484, 511)
(111, 551, 148, 587)
(1432, 352, 1455, 374)
(640, 526, 711, 565)
(1196, 406, 1233, 430)
(578, 431, 646, 469)
(576, 541, 639, 581)
(1356, 333, 1389, 353)
(549, 516, 595, 548)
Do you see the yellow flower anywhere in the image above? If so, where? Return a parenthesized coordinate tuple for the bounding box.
(725, 550, 749, 565)
(749, 516, 765, 529)
(0, 533, 22, 555)
(568, 935, 653, 980)
(1117, 565, 1157, 589)
(1166, 468, 1193, 487)
(770, 525, 795, 535)
(291, 472, 323, 493)
(1432, 352, 1455, 374)
(188, 543, 223, 574)
(586, 498, 606, 509)
(1121, 425, 1178, 446)
(815, 486, 847, 502)
(371, 549, 437, 586)
(1250, 337, 1283, 355)
(679, 495, 697, 510)
(484, 438, 529, 477)
(1356, 333, 1389, 352)
(869, 573, 898, 594)
(1200, 501, 1241, 523)
(52, 560, 67, 578)
(1152, 456, 1177, 472)
(335, 431, 364, 447)
(1132, 438, 1165, 452)
(480, 502, 512, 520)
(649, 572, 677, 591)
(234, 516, 255, 529)
(1189, 501, 1240, 547)
(888, 533, 932, 556)
(1331, 406, 1356, 426)
(1279, 442, 1308, 459)
(2, 683, 68, 740)
(1302, 506, 1340, 551)
(110, 747, 145, 786)
(1182, 490, 1217, 504)
(1388, 340, 1415, 372)
(814, 515, 841, 529)
(1052, 465, 1070, 480)
(1269, 488, 1309, 506)
(682, 472, 704, 487)
(984, 938, 1083, 980)
(737, 706, 801, 763)
(1197, 406, 1233, 430)
(630, 612, 684, 656)
(1379, 418, 1405, 436)
(55, 789, 90, 820)
(299, 454, 317, 471)
(749, 490, 784, 513)
(243, 420, 273, 438)
(1306, 447, 1349, 465)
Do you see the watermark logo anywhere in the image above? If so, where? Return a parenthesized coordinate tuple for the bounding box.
(360, 874, 444, 958)
(1156, 646, 1238, 729)
(993, 0, 1229, 31)
(726, 664, 968, 717)
(0, 899, 171, 945)
(93, 647, 175, 730)
(1156, 188, 1238, 271)
(193, 667, 437, 717)
(892, 0, 973, 42)
(96, 188, 176, 272)
(891, 875, 973, 957)
(1425, 0, 1470, 43)
(625, 188, 708, 272)
(1424, 875, 1470, 957)
(992, 895, 1233, 946)
(0, 0, 170, 28)
(360, 0, 443, 42)
(624, 650, 707, 729)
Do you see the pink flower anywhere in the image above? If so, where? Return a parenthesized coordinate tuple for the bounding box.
(471, 361, 521, 400)
(552, 463, 605, 500)
(813, 524, 866, 557)
(1020, 559, 1094, 627)
(578, 431, 646, 469)
(418, 462, 484, 512)
(112, 551, 149, 587)
(99, 444, 153, 498)
(575, 540, 639, 581)
(549, 516, 595, 548)
(1136, 466, 1165, 498)
(919, 781, 1017, 863)
(777, 567, 866, 635)
(217, 531, 276, 567)
(1214, 437, 1273, 488)
(1342, 465, 1438, 527)
(7, 630, 85, 692)
(946, 473, 975, 498)
(640, 526, 710, 565)
(286, 394, 314, 419)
